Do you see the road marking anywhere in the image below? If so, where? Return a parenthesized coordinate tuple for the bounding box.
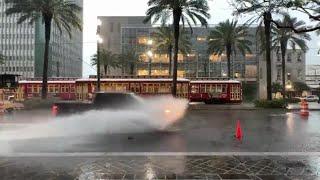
(2, 152, 320, 157)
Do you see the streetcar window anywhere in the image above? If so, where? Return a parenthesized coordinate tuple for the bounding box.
(191, 85, 199, 93)
(147, 84, 154, 93)
(154, 83, 159, 93)
(70, 85, 75, 93)
(55, 85, 59, 93)
(159, 84, 167, 93)
(27, 85, 32, 93)
(200, 84, 205, 93)
(217, 85, 222, 93)
(33, 85, 38, 93)
(49, 85, 54, 93)
(222, 85, 227, 93)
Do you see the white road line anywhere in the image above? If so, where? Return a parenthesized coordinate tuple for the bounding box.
(2, 152, 320, 157)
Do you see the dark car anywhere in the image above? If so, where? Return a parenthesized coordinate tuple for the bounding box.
(53, 92, 143, 116)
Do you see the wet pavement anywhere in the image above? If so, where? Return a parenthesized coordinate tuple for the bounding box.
(3, 107, 320, 153)
(1, 106, 320, 179)
(1, 155, 320, 179)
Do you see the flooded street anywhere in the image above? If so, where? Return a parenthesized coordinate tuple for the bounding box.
(1, 106, 320, 179)
(0, 105, 320, 153)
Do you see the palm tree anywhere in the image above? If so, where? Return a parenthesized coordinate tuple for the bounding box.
(5, 0, 82, 99)
(144, 0, 210, 96)
(118, 49, 141, 75)
(232, 0, 287, 100)
(208, 20, 252, 79)
(91, 50, 119, 75)
(153, 26, 192, 76)
(272, 14, 311, 99)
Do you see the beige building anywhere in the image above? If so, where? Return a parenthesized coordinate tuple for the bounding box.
(258, 49, 306, 99)
(97, 16, 151, 75)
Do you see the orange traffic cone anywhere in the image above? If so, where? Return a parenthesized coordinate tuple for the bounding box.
(235, 120, 243, 140)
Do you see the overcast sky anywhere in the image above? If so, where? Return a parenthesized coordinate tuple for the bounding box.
(82, 0, 320, 77)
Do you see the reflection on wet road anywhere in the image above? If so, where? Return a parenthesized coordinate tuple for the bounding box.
(1, 107, 320, 153)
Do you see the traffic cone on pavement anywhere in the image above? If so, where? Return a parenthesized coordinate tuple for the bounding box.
(235, 120, 243, 140)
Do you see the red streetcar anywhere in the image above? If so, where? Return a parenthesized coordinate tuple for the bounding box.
(189, 80, 242, 104)
(75, 77, 190, 101)
(18, 79, 77, 100)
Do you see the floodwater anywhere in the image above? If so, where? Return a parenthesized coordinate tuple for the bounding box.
(1, 103, 320, 153)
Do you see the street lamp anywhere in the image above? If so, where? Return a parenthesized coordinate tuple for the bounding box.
(147, 50, 153, 76)
(96, 18, 102, 92)
(147, 39, 153, 46)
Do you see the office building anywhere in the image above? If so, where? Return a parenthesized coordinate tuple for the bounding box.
(0, 0, 83, 78)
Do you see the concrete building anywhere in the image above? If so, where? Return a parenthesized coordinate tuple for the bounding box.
(258, 49, 306, 99)
(98, 17, 260, 79)
(0, 0, 83, 78)
(306, 64, 320, 89)
(98, 16, 307, 99)
(98, 16, 151, 75)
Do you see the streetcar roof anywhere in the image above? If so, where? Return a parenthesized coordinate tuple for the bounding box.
(19, 80, 76, 84)
(76, 78, 190, 82)
(190, 80, 241, 84)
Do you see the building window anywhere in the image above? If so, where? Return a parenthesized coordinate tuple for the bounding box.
(110, 22, 114, 32)
(277, 67, 281, 81)
(276, 53, 281, 62)
(287, 53, 292, 62)
(297, 69, 303, 80)
(118, 23, 121, 32)
(297, 53, 302, 62)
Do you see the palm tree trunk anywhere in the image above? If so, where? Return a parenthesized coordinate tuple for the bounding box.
(281, 42, 287, 99)
(104, 65, 108, 75)
(41, 17, 52, 99)
(168, 45, 173, 76)
(172, 10, 182, 96)
(226, 44, 232, 79)
(264, 12, 272, 101)
(130, 63, 134, 75)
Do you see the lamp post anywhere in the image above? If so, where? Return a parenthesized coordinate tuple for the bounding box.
(147, 50, 153, 76)
(96, 19, 102, 92)
(147, 39, 153, 76)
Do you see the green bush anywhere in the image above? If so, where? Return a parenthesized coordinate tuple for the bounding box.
(254, 99, 286, 108)
(242, 82, 258, 102)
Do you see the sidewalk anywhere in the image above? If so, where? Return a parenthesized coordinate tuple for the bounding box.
(287, 102, 320, 111)
(0, 155, 319, 179)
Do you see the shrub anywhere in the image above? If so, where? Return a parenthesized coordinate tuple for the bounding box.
(242, 82, 258, 102)
(254, 99, 286, 108)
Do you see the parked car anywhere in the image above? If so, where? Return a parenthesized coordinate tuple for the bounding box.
(305, 95, 319, 102)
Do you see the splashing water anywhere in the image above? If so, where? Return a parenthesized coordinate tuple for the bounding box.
(0, 96, 188, 142)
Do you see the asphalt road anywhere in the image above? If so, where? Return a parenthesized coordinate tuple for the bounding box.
(1, 105, 320, 153)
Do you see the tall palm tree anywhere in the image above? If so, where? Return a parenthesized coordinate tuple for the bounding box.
(5, 0, 82, 99)
(153, 26, 192, 76)
(144, 0, 210, 96)
(272, 14, 311, 98)
(232, 0, 287, 100)
(118, 49, 141, 75)
(208, 19, 252, 79)
(91, 50, 119, 75)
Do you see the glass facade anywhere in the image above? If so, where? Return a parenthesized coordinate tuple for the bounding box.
(0, 0, 83, 78)
(120, 25, 260, 78)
